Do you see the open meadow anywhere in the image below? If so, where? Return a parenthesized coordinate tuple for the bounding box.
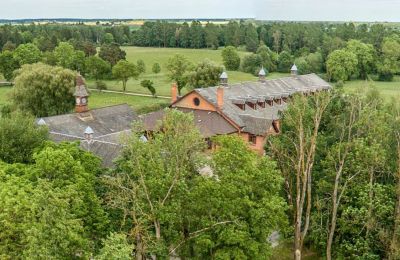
(87, 47, 257, 96)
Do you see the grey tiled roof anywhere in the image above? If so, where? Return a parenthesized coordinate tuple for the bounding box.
(140, 107, 237, 138)
(195, 73, 331, 135)
(39, 104, 137, 167)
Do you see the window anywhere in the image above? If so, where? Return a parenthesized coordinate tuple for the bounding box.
(248, 134, 257, 145)
(193, 97, 200, 106)
(246, 102, 257, 110)
(257, 101, 265, 108)
(267, 100, 274, 107)
(234, 103, 246, 110)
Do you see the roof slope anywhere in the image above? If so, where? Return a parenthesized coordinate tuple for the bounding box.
(140, 108, 237, 138)
(39, 104, 137, 167)
(194, 73, 330, 133)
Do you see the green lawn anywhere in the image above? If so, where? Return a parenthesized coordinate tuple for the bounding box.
(0, 86, 168, 115)
(89, 91, 169, 114)
(87, 46, 257, 96)
(343, 77, 400, 100)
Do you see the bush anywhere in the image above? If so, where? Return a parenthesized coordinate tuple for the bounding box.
(241, 54, 263, 75)
(95, 81, 107, 92)
(152, 63, 161, 74)
(140, 80, 156, 97)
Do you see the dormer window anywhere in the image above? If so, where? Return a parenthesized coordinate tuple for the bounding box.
(246, 102, 257, 110)
(235, 103, 246, 110)
(274, 98, 282, 105)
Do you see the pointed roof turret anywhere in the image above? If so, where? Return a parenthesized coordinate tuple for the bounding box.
(291, 64, 298, 76)
(84, 126, 94, 135)
(220, 71, 228, 86)
(37, 118, 46, 126)
(259, 67, 266, 76)
(220, 71, 228, 80)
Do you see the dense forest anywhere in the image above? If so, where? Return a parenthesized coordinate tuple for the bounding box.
(1, 21, 400, 84)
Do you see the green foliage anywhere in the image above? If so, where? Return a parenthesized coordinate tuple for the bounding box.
(257, 44, 278, 72)
(53, 42, 86, 72)
(12, 63, 76, 117)
(85, 56, 111, 80)
(245, 24, 259, 53)
(103, 33, 115, 44)
(377, 36, 400, 81)
(166, 54, 193, 94)
(136, 59, 146, 74)
(241, 53, 263, 75)
(152, 62, 161, 74)
(0, 50, 19, 81)
(140, 79, 156, 97)
(346, 39, 376, 79)
(99, 43, 126, 66)
(2, 41, 16, 52)
(221, 46, 241, 70)
(96, 233, 132, 260)
(95, 80, 107, 92)
(13, 43, 42, 65)
(277, 51, 293, 73)
(0, 112, 48, 163)
(0, 142, 108, 258)
(112, 60, 139, 92)
(187, 59, 224, 88)
(326, 49, 358, 81)
(105, 110, 287, 258)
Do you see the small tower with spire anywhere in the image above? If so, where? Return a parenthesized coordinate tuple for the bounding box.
(74, 74, 89, 113)
(258, 67, 266, 82)
(291, 64, 298, 76)
(220, 71, 228, 86)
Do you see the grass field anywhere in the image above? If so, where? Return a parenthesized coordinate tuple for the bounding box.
(87, 47, 257, 96)
(343, 77, 400, 100)
(0, 86, 169, 115)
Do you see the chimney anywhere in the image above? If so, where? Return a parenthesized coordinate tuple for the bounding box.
(291, 64, 298, 76)
(258, 67, 266, 82)
(220, 71, 228, 86)
(217, 86, 224, 109)
(171, 83, 178, 103)
(74, 74, 89, 113)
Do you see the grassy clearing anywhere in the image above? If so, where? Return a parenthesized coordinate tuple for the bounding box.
(343, 76, 400, 100)
(87, 47, 256, 96)
(0, 86, 169, 114)
(89, 91, 169, 114)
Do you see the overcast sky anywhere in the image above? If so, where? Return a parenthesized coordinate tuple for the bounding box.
(1, 0, 399, 22)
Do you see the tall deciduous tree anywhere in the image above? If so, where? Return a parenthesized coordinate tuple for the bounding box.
(85, 56, 111, 80)
(166, 54, 192, 95)
(0, 50, 19, 81)
(13, 43, 42, 65)
(221, 46, 241, 71)
(99, 43, 126, 66)
(112, 60, 139, 92)
(326, 49, 358, 82)
(268, 92, 331, 259)
(187, 59, 223, 89)
(346, 39, 375, 79)
(0, 112, 48, 163)
(12, 63, 76, 117)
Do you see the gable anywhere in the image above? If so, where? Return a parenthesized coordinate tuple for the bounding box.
(172, 92, 217, 111)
